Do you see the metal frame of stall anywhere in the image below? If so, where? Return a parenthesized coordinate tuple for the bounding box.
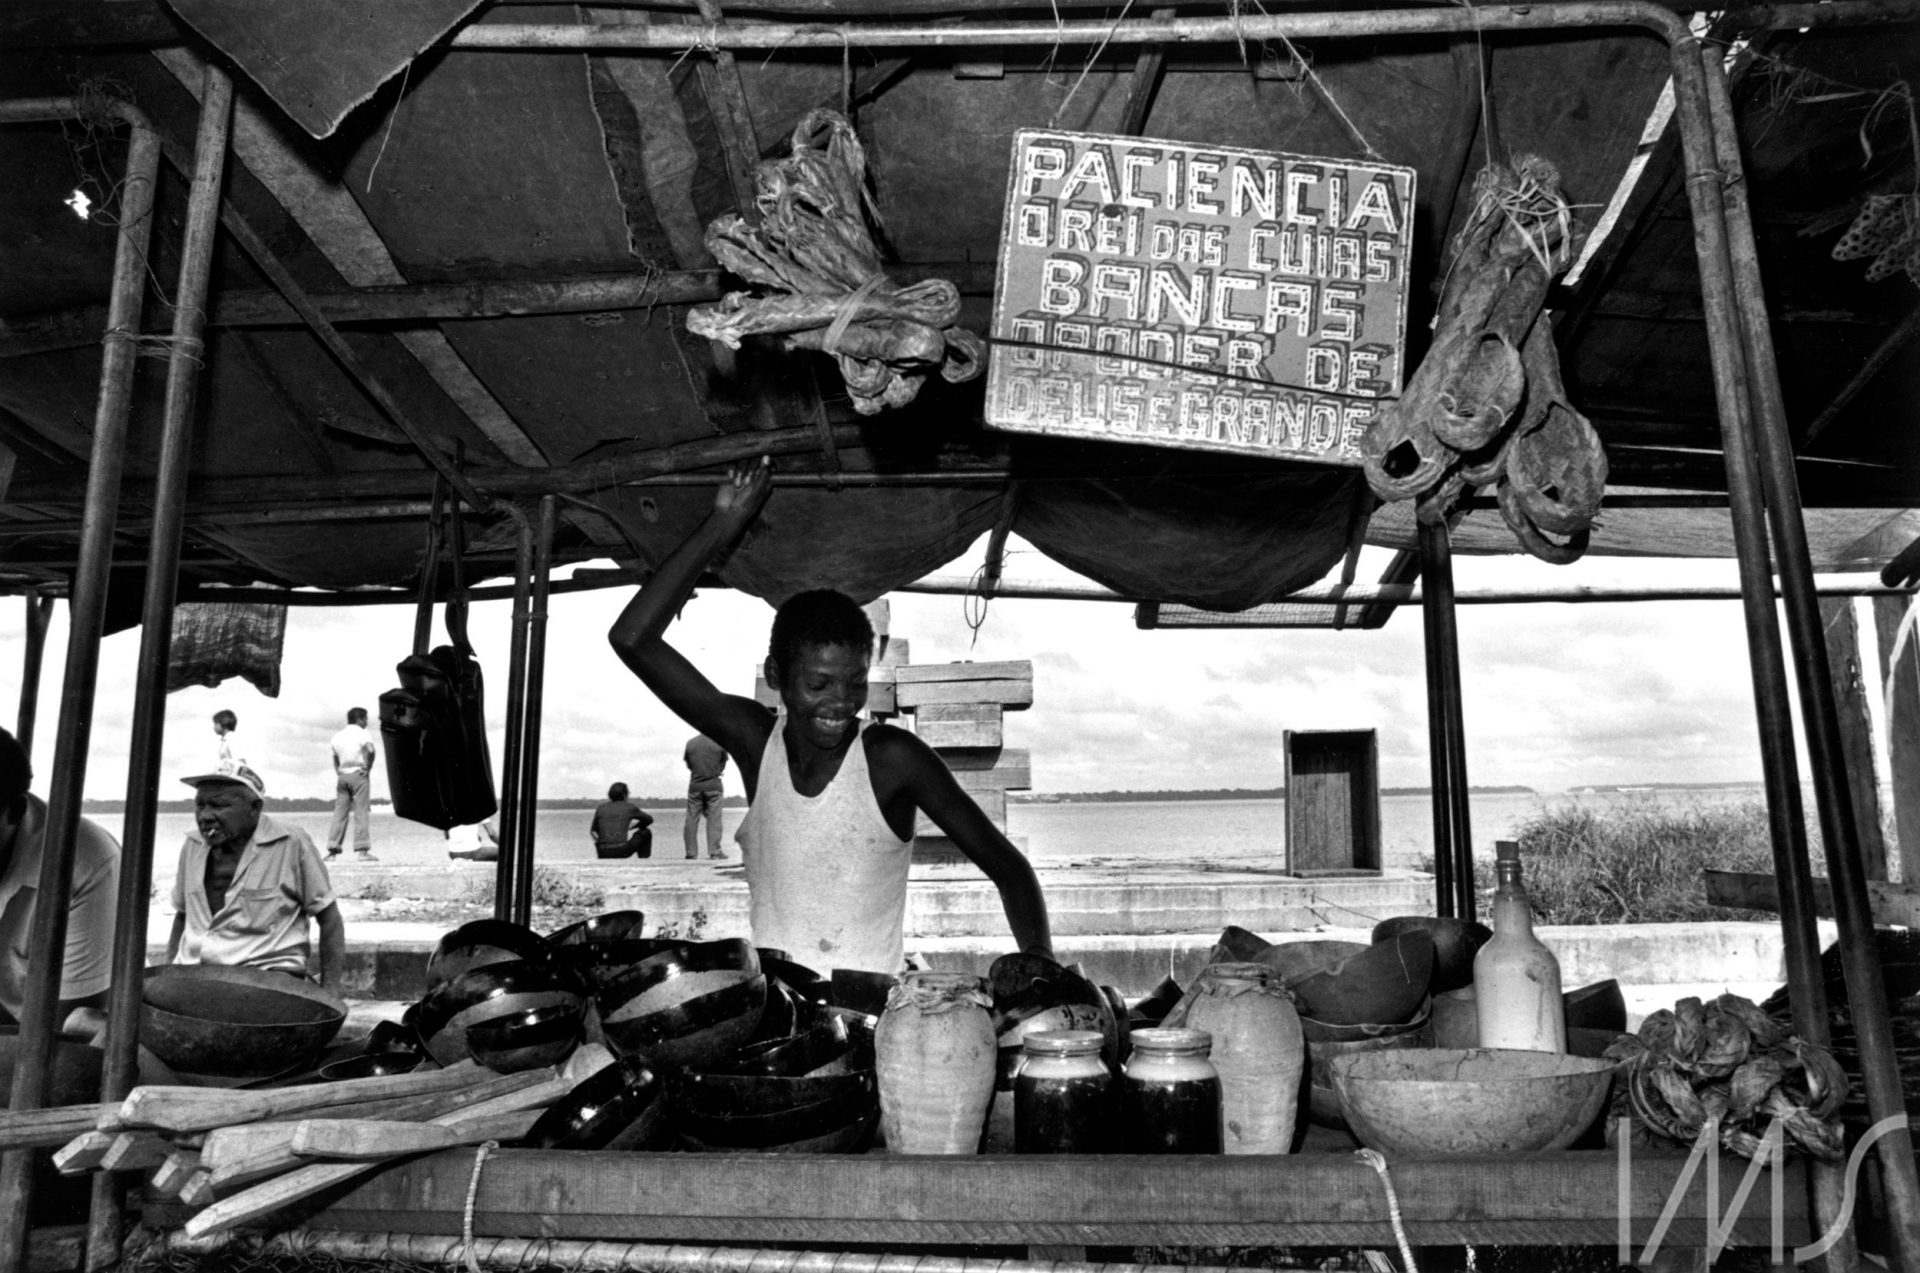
(4, 1, 1920, 1268)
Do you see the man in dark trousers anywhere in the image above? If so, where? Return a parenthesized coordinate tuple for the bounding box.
(683, 733, 729, 860)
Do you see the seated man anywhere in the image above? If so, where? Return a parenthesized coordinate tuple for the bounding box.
(0, 727, 118, 1039)
(167, 759, 345, 988)
(590, 783, 653, 859)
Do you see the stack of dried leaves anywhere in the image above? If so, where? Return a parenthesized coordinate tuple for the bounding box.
(687, 108, 985, 415)
(1361, 156, 1607, 563)
(1605, 993, 1849, 1162)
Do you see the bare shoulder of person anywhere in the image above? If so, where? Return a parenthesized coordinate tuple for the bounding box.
(862, 721, 938, 779)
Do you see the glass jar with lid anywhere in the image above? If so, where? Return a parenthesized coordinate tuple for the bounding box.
(1015, 1029, 1111, 1153)
(1120, 1026, 1221, 1153)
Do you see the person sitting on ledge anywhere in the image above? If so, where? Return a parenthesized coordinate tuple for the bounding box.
(591, 783, 653, 859)
(167, 760, 345, 988)
(607, 458, 1054, 975)
(0, 727, 118, 1040)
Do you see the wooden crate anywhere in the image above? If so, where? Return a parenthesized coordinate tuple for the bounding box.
(914, 703, 1004, 749)
(1283, 729, 1381, 876)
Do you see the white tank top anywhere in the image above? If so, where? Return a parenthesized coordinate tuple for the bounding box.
(735, 717, 913, 975)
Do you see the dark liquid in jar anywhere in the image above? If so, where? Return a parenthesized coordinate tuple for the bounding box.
(1015, 1073, 1110, 1153)
(1120, 1075, 1221, 1152)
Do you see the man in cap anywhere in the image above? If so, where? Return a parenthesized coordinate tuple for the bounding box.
(167, 759, 345, 988)
(0, 727, 118, 1037)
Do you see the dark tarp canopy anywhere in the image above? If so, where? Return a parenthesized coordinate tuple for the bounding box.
(0, 0, 1913, 612)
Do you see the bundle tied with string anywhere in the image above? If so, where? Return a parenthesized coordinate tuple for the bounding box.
(687, 108, 985, 415)
(1361, 155, 1608, 564)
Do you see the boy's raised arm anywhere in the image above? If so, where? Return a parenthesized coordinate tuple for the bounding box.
(608, 460, 774, 755)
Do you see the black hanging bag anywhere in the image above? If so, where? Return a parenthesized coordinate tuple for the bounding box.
(380, 481, 499, 830)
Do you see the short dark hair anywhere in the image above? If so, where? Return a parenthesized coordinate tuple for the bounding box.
(213, 710, 237, 731)
(608, 782, 629, 801)
(0, 728, 29, 807)
(347, 707, 368, 725)
(768, 590, 873, 678)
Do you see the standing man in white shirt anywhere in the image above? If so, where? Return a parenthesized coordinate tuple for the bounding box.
(325, 707, 377, 862)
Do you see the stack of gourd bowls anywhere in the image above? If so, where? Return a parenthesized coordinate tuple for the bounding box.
(375, 915, 883, 1152)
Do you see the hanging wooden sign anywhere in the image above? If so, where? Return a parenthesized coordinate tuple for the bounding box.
(985, 130, 1416, 466)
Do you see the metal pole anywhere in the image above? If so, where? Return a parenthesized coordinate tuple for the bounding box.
(1666, 43, 1856, 1273)
(1417, 524, 1456, 918)
(493, 505, 535, 923)
(452, 1, 1797, 49)
(0, 95, 164, 1273)
(81, 62, 233, 1272)
(15, 592, 53, 755)
(510, 496, 557, 926)
(1706, 52, 1920, 1268)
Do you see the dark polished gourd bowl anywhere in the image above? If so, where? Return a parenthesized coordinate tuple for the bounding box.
(413, 959, 585, 1067)
(675, 1011, 877, 1152)
(521, 1058, 667, 1150)
(545, 913, 652, 984)
(1286, 930, 1435, 1027)
(597, 938, 766, 1070)
(141, 964, 346, 1081)
(1371, 916, 1494, 995)
(426, 920, 553, 990)
(465, 1000, 586, 1073)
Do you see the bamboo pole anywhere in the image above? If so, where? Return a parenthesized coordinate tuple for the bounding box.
(0, 91, 164, 1273)
(84, 57, 233, 1273)
(1705, 53, 1920, 1267)
(1666, 39, 1859, 1273)
(1418, 527, 1456, 918)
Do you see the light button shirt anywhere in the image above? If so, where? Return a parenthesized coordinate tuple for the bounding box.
(0, 794, 119, 1020)
(172, 813, 335, 975)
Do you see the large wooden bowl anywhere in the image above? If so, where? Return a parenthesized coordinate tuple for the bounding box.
(1371, 916, 1493, 995)
(141, 964, 346, 1080)
(1285, 931, 1434, 1026)
(1332, 1047, 1617, 1154)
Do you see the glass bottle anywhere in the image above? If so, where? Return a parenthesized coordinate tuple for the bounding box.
(1473, 839, 1566, 1052)
(1015, 1029, 1111, 1153)
(1120, 1027, 1222, 1153)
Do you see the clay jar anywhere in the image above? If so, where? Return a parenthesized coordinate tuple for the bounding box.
(1180, 961, 1304, 1155)
(875, 971, 997, 1153)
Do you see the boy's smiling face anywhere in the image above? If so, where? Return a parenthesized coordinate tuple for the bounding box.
(772, 641, 870, 752)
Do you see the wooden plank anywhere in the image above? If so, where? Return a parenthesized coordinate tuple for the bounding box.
(1705, 869, 1920, 929)
(1875, 595, 1920, 884)
(917, 719, 1003, 748)
(98, 1131, 174, 1173)
(52, 1131, 117, 1175)
(0, 1104, 115, 1152)
(149, 1150, 202, 1199)
(894, 661, 1033, 684)
(896, 680, 1033, 710)
(1821, 597, 1887, 879)
(939, 749, 1030, 783)
(213, 1148, 1808, 1249)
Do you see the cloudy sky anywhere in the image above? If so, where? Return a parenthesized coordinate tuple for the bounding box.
(0, 533, 1847, 804)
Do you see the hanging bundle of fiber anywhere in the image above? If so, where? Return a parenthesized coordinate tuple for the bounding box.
(687, 109, 985, 415)
(1361, 156, 1607, 563)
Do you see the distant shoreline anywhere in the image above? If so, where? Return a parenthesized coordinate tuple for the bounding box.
(83, 781, 1768, 814)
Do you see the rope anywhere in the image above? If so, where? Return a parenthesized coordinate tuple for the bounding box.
(820, 276, 883, 356)
(1355, 1149, 1418, 1273)
(462, 1140, 500, 1273)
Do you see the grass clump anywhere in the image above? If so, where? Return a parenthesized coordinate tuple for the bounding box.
(1505, 798, 1788, 925)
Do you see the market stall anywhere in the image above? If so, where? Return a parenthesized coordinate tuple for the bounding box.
(2, 0, 1919, 1268)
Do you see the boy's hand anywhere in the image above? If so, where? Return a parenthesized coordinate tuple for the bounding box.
(714, 457, 773, 525)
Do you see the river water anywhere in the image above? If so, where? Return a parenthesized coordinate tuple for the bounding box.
(120, 787, 1762, 878)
